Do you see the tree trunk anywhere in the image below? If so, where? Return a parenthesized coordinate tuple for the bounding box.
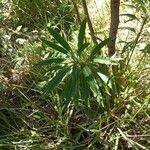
(108, 0, 120, 56)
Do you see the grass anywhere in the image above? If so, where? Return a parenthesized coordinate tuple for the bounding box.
(0, 60, 149, 149)
(0, 0, 150, 149)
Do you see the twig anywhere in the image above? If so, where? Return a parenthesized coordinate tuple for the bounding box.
(71, 0, 81, 25)
(81, 0, 98, 44)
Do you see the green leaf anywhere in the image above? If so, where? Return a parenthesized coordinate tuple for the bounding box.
(83, 66, 99, 98)
(120, 14, 139, 21)
(124, 4, 137, 9)
(48, 28, 71, 51)
(142, 43, 150, 54)
(90, 38, 110, 58)
(63, 65, 79, 100)
(43, 67, 70, 94)
(119, 27, 136, 33)
(77, 43, 89, 56)
(36, 81, 47, 90)
(62, 76, 73, 100)
(135, 0, 144, 6)
(46, 65, 63, 76)
(97, 72, 112, 89)
(78, 19, 87, 51)
(80, 72, 90, 100)
(42, 39, 68, 54)
(71, 65, 79, 98)
(93, 57, 119, 65)
(35, 58, 65, 66)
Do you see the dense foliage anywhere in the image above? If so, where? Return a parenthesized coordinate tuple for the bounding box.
(0, 0, 150, 149)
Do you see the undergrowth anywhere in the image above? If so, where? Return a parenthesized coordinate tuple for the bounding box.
(0, 0, 150, 149)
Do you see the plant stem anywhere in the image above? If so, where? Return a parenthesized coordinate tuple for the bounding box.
(81, 0, 98, 44)
(126, 17, 147, 70)
(71, 0, 81, 25)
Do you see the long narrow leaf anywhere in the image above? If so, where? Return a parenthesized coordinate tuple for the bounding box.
(71, 65, 79, 99)
(83, 66, 99, 98)
(80, 72, 90, 100)
(90, 38, 110, 58)
(93, 57, 119, 65)
(62, 76, 73, 100)
(35, 58, 65, 66)
(48, 28, 71, 51)
(120, 14, 139, 21)
(78, 43, 89, 56)
(119, 27, 136, 33)
(78, 19, 87, 51)
(63, 65, 79, 100)
(97, 72, 112, 89)
(43, 39, 68, 54)
(46, 65, 63, 76)
(43, 67, 70, 94)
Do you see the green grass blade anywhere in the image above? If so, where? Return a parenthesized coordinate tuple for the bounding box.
(48, 28, 71, 51)
(42, 39, 68, 54)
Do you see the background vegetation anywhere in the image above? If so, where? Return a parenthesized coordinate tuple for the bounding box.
(0, 0, 150, 149)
